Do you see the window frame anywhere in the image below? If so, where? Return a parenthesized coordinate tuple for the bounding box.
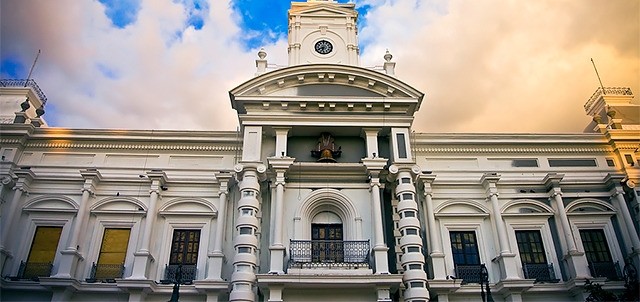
(169, 229, 202, 266)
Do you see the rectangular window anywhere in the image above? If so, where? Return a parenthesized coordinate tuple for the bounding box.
(606, 158, 616, 167)
(512, 159, 539, 167)
(396, 133, 408, 159)
(548, 159, 597, 167)
(515, 230, 547, 264)
(169, 230, 201, 265)
(24, 226, 63, 279)
(624, 154, 634, 166)
(580, 229, 618, 279)
(95, 228, 131, 279)
(450, 231, 481, 283)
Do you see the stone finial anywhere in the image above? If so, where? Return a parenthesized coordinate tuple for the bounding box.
(383, 49, 396, 76)
(384, 49, 392, 62)
(258, 48, 267, 60)
(256, 48, 268, 76)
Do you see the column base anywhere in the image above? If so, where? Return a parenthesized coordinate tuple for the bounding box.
(493, 252, 520, 280)
(429, 252, 447, 280)
(373, 246, 389, 274)
(563, 250, 590, 279)
(206, 251, 225, 280)
(0, 246, 13, 275)
(269, 245, 286, 274)
(51, 249, 83, 279)
(128, 251, 154, 280)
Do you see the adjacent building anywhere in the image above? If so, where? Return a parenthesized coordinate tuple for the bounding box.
(1, 0, 638, 301)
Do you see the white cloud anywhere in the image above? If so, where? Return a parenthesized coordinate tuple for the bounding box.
(1, 0, 637, 133)
(359, 0, 639, 133)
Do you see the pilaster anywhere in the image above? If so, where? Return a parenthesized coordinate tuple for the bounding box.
(267, 156, 295, 274)
(129, 170, 167, 280)
(481, 173, 519, 281)
(544, 173, 590, 279)
(605, 173, 640, 265)
(363, 157, 390, 274)
(53, 168, 102, 278)
(417, 173, 446, 280)
(0, 168, 35, 273)
(207, 171, 233, 280)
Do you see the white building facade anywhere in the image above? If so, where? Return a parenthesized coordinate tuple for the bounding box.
(1, 1, 639, 301)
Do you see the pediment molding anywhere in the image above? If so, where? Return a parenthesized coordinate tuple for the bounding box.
(230, 64, 424, 115)
(290, 3, 356, 17)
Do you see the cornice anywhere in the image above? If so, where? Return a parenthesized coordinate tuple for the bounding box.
(23, 141, 240, 151)
(415, 146, 612, 154)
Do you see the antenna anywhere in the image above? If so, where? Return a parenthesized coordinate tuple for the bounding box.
(25, 49, 41, 87)
(590, 58, 606, 95)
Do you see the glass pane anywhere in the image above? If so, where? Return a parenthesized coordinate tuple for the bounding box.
(27, 227, 63, 264)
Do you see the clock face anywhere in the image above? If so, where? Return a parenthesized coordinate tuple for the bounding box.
(314, 40, 333, 54)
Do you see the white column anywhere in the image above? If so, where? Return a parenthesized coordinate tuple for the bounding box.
(370, 176, 389, 274)
(488, 192, 510, 255)
(140, 189, 159, 253)
(388, 165, 429, 302)
(53, 184, 94, 278)
(129, 170, 167, 280)
(207, 173, 231, 280)
(552, 192, 578, 253)
(268, 173, 286, 274)
(482, 173, 519, 280)
(546, 180, 590, 279)
(267, 157, 294, 274)
(419, 174, 446, 280)
(229, 163, 265, 302)
(613, 191, 640, 252)
(0, 169, 34, 274)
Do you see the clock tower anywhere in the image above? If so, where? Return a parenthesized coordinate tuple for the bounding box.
(288, 0, 360, 66)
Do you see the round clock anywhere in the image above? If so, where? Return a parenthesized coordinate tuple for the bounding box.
(314, 40, 333, 54)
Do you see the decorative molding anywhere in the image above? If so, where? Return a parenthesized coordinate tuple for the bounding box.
(23, 142, 240, 151)
(414, 146, 611, 153)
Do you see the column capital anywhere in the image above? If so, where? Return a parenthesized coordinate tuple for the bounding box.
(543, 172, 564, 190)
(549, 190, 563, 198)
(1, 175, 15, 188)
(80, 168, 103, 181)
(215, 170, 234, 193)
(481, 173, 500, 196)
(362, 157, 388, 174)
(267, 157, 296, 170)
(235, 161, 268, 182)
(386, 164, 421, 182)
(13, 167, 36, 185)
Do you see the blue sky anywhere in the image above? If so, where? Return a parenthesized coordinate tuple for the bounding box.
(1, 0, 637, 132)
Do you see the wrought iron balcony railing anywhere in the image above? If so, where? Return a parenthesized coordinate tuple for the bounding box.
(86, 262, 125, 282)
(454, 264, 483, 284)
(11, 261, 53, 281)
(0, 79, 48, 104)
(523, 263, 559, 283)
(589, 261, 622, 280)
(289, 239, 370, 269)
(160, 264, 197, 284)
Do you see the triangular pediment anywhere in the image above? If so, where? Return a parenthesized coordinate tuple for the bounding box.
(289, 3, 356, 17)
(230, 64, 423, 100)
